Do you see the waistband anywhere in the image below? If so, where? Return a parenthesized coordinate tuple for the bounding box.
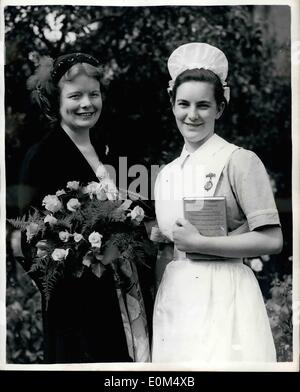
(173, 247, 243, 263)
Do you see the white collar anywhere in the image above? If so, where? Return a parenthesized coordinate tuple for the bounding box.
(178, 133, 222, 167)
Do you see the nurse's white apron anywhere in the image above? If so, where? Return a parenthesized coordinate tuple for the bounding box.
(152, 134, 276, 363)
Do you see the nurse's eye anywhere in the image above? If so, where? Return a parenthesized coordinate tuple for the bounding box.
(177, 101, 189, 107)
(68, 94, 81, 100)
(197, 101, 211, 108)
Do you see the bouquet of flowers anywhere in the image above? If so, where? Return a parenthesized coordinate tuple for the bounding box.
(8, 177, 154, 308)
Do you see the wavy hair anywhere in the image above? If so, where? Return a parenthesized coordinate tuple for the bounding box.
(169, 68, 227, 110)
(27, 54, 102, 124)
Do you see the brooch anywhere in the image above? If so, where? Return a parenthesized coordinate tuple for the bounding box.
(204, 172, 216, 191)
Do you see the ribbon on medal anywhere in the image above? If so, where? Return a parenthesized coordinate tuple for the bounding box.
(204, 172, 216, 191)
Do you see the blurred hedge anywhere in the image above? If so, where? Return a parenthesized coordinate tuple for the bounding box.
(5, 5, 291, 199)
(6, 229, 43, 363)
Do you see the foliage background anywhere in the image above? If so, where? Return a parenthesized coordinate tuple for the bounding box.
(5, 4, 292, 363)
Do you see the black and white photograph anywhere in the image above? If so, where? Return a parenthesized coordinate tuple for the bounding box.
(1, 0, 299, 375)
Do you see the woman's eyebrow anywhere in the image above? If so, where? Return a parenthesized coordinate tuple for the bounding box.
(176, 98, 211, 103)
(66, 89, 81, 95)
(65, 88, 100, 95)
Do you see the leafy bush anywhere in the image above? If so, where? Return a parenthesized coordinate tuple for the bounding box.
(5, 5, 291, 197)
(245, 255, 293, 362)
(6, 260, 43, 364)
(7, 252, 293, 363)
(266, 274, 293, 362)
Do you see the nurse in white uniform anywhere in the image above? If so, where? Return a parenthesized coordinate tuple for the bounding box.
(152, 43, 283, 363)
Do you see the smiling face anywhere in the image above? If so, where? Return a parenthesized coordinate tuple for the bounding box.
(59, 73, 102, 133)
(173, 80, 224, 152)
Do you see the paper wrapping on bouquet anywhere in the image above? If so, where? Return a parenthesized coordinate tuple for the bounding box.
(110, 258, 150, 362)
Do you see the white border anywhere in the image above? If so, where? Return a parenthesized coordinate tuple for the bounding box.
(291, 0, 300, 373)
(0, 0, 7, 369)
(0, 0, 299, 372)
(1, 0, 298, 6)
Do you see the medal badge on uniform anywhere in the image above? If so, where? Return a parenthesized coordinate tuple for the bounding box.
(204, 172, 216, 191)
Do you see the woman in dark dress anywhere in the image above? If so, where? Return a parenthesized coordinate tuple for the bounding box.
(18, 53, 151, 363)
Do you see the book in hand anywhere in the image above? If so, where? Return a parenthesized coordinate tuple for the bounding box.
(183, 196, 228, 261)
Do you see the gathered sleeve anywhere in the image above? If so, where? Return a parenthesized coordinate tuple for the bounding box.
(227, 149, 281, 231)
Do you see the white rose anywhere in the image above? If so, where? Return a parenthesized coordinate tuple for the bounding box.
(250, 258, 263, 272)
(56, 189, 66, 197)
(74, 233, 83, 243)
(88, 231, 103, 248)
(26, 222, 39, 242)
(66, 198, 81, 212)
(130, 206, 145, 223)
(85, 182, 101, 198)
(51, 248, 69, 261)
(42, 195, 62, 213)
(59, 230, 71, 242)
(101, 178, 118, 200)
(95, 186, 107, 201)
(44, 215, 58, 226)
(96, 164, 110, 180)
(66, 181, 80, 191)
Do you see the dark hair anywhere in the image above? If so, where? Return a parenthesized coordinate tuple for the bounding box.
(28, 54, 102, 125)
(169, 68, 227, 109)
(30, 80, 60, 125)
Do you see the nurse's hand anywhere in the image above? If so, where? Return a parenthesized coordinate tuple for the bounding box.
(172, 218, 202, 252)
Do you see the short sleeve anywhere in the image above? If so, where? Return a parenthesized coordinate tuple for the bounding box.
(227, 149, 280, 231)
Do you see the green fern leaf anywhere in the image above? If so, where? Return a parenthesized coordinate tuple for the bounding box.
(42, 259, 64, 309)
(7, 215, 28, 231)
(28, 257, 48, 274)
